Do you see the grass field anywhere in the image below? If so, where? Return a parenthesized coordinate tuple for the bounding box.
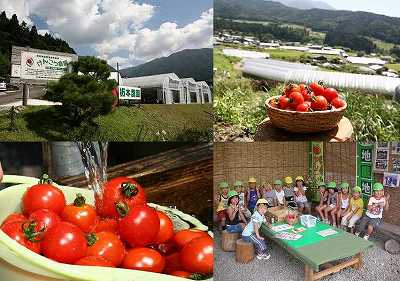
(0, 104, 213, 141)
(386, 63, 400, 72)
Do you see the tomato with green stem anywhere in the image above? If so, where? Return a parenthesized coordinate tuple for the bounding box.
(309, 82, 324, 96)
(278, 95, 290, 109)
(289, 91, 304, 108)
(86, 231, 125, 266)
(311, 95, 328, 111)
(61, 193, 97, 233)
(29, 209, 61, 236)
(1, 221, 42, 253)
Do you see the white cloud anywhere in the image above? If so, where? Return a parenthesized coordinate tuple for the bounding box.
(0, 0, 31, 24)
(37, 29, 49, 36)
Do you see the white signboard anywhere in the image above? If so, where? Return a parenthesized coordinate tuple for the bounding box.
(20, 51, 73, 80)
(118, 86, 141, 100)
(11, 64, 21, 77)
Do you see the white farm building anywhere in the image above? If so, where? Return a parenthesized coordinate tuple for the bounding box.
(122, 73, 183, 104)
(197, 81, 212, 103)
(181, 78, 201, 103)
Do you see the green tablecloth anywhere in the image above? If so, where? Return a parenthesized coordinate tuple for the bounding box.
(260, 221, 373, 271)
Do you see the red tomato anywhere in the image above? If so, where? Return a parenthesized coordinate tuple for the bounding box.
(155, 211, 174, 244)
(86, 231, 125, 266)
(331, 97, 346, 109)
(309, 82, 324, 96)
(150, 240, 178, 256)
(180, 236, 213, 274)
(122, 248, 165, 273)
(22, 177, 66, 216)
(284, 84, 300, 95)
(296, 103, 310, 112)
(1, 221, 41, 253)
(41, 222, 87, 263)
(289, 91, 304, 108)
(299, 84, 306, 91)
(324, 88, 339, 102)
(313, 146, 321, 154)
(95, 177, 147, 219)
(311, 95, 328, 111)
(92, 217, 118, 233)
(118, 205, 160, 247)
(300, 89, 311, 101)
(61, 194, 97, 232)
(173, 229, 209, 249)
(29, 209, 61, 236)
(170, 271, 192, 278)
(164, 252, 182, 274)
(75, 256, 114, 267)
(278, 95, 290, 109)
(1, 213, 27, 227)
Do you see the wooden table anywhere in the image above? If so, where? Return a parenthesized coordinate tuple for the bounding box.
(254, 117, 353, 142)
(261, 221, 372, 281)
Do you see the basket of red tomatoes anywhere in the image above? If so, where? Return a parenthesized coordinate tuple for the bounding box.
(0, 175, 212, 281)
(266, 82, 347, 133)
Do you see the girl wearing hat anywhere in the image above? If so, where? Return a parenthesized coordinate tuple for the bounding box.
(331, 182, 350, 228)
(246, 177, 261, 213)
(341, 186, 364, 233)
(216, 181, 230, 230)
(242, 198, 271, 260)
(356, 183, 390, 240)
(315, 182, 328, 221)
(226, 190, 247, 233)
(323, 182, 339, 226)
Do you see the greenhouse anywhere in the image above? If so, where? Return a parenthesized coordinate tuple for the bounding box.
(197, 81, 212, 104)
(181, 78, 201, 103)
(122, 73, 183, 104)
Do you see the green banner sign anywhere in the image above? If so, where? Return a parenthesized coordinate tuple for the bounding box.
(356, 143, 374, 204)
(308, 141, 324, 202)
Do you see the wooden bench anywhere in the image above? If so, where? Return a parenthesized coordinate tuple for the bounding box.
(235, 239, 255, 263)
(221, 230, 240, 252)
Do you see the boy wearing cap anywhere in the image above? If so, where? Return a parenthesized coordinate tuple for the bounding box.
(234, 180, 251, 220)
(323, 182, 339, 226)
(226, 190, 247, 233)
(315, 182, 328, 220)
(216, 181, 230, 230)
(273, 179, 286, 206)
(341, 186, 364, 233)
(283, 176, 296, 208)
(242, 198, 271, 260)
(356, 183, 390, 240)
(331, 182, 350, 228)
(246, 177, 261, 213)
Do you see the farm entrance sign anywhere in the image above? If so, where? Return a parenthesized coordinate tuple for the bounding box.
(20, 51, 73, 80)
(118, 85, 141, 100)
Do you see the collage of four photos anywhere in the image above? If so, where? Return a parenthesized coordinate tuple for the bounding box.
(0, 0, 400, 281)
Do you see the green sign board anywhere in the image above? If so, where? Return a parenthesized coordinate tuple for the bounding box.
(118, 86, 141, 100)
(356, 143, 374, 204)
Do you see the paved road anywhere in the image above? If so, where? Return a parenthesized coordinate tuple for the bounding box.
(0, 86, 46, 105)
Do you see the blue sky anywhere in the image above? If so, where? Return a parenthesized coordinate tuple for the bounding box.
(322, 0, 400, 17)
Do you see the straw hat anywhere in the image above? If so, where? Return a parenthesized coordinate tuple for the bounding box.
(256, 198, 268, 205)
(284, 176, 293, 184)
(248, 177, 257, 183)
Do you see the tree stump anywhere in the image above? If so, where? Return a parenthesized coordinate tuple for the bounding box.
(235, 239, 254, 263)
(221, 230, 239, 252)
(385, 239, 400, 254)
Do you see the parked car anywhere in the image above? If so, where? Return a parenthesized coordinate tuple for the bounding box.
(0, 78, 6, 91)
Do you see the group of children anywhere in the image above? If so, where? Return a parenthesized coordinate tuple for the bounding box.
(216, 177, 391, 260)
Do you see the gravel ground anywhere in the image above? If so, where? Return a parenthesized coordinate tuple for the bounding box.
(214, 229, 400, 281)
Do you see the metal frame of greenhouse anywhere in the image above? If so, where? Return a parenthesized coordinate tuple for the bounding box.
(197, 81, 212, 104)
(181, 78, 201, 104)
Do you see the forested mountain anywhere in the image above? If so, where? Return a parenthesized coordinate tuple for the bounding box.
(274, 0, 334, 10)
(215, 0, 400, 52)
(120, 48, 213, 83)
(0, 11, 75, 79)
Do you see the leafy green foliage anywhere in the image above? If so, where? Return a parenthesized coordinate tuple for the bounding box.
(44, 57, 116, 126)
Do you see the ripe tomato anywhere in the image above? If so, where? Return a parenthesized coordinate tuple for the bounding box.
(173, 229, 209, 249)
(313, 146, 321, 154)
(1, 213, 27, 227)
(22, 176, 66, 216)
(324, 88, 339, 102)
(41, 222, 87, 263)
(299, 84, 306, 91)
(29, 209, 61, 236)
(118, 205, 160, 247)
(279, 95, 290, 109)
(311, 95, 328, 111)
(150, 240, 178, 256)
(92, 217, 118, 233)
(164, 252, 181, 274)
(61, 194, 97, 233)
(95, 177, 147, 219)
(122, 248, 165, 273)
(300, 89, 311, 101)
(309, 82, 324, 96)
(331, 97, 346, 109)
(296, 103, 310, 112)
(289, 91, 304, 108)
(1, 221, 41, 253)
(155, 211, 174, 244)
(284, 84, 300, 95)
(180, 236, 213, 274)
(75, 256, 114, 267)
(86, 231, 125, 267)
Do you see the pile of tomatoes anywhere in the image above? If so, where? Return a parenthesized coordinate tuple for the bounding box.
(270, 82, 347, 112)
(0, 176, 213, 279)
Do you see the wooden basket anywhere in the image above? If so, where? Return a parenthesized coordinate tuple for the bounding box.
(265, 96, 347, 133)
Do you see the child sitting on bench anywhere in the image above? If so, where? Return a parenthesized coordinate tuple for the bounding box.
(341, 186, 363, 233)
